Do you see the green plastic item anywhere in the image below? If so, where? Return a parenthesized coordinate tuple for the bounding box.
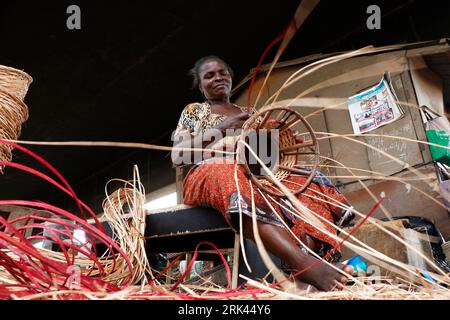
(426, 129, 450, 165)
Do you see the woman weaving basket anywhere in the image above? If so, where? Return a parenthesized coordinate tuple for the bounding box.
(172, 56, 354, 291)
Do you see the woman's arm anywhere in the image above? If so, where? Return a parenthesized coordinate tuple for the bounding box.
(171, 128, 220, 165)
(171, 112, 250, 165)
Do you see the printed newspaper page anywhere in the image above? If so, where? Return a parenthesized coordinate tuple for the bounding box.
(347, 76, 403, 134)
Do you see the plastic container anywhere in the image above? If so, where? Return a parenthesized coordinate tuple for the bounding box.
(344, 255, 368, 276)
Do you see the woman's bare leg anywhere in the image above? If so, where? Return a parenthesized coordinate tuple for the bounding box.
(240, 214, 353, 291)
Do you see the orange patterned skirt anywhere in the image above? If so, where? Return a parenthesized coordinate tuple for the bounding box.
(183, 160, 347, 258)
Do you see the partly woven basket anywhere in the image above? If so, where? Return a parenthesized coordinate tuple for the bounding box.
(240, 106, 319, 197)
(0, 65, 33, 101)
(258, 124, 298, 186)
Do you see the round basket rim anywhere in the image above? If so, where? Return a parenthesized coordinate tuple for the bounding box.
(0, 64, 33, 83)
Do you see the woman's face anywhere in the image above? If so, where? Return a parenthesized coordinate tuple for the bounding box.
(198, 59, 232, 101)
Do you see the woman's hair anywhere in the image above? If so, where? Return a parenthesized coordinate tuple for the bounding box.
(188, 55, 234, 89)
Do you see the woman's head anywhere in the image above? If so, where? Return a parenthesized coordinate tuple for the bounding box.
(189, 56, 234, 101)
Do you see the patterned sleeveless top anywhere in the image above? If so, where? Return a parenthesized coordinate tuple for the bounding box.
(174, 102, 256, 137)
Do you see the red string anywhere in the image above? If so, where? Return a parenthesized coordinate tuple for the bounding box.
(0, 139, 104, 230)
(273, 196, 385, 288)
(150, 253, 183, 285)
(246, 19, 296, 112)
(170, 241, 232, 291)
(0, 161, 98, 224)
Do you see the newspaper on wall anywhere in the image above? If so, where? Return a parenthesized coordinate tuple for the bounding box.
(347, 74, 404, 134)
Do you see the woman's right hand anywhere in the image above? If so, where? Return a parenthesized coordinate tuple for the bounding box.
(216, 112, 251, 131)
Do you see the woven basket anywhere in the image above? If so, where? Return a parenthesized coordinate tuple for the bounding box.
(0, 65, 33, 101)
(240, 106, 319, 197)
(258, 125, 298, 186)
(0, 88, 29, 124)
(0, 88, 29, 171)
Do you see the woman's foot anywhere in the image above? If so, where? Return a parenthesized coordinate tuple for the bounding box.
(291, 278, 319, 293)
(294, 258, 354, 291)
(240, 215, 353, 292)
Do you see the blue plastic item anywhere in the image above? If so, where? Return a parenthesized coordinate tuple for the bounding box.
(345, 255, 367, 272)
(420, 271, 437, 283)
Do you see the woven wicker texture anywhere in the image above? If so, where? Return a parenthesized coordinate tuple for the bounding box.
(241, 106, 319, 196)
(259, 127, 297, 186)
(0, 65, 32, 172)
(0, 65, 32, 101)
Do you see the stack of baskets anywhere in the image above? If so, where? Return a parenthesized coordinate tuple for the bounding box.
(0, 65, 33, 172)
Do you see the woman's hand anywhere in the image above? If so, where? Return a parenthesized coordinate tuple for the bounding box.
(216, 112, 250, 131)
(334, 206, 355, 227)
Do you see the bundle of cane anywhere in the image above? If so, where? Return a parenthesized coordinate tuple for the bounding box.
(102, 166, 153, 286)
